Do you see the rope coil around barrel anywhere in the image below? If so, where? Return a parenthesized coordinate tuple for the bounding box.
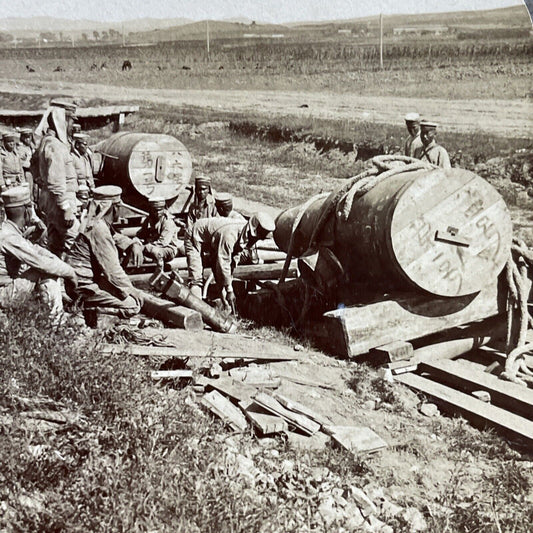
(278, 156, 433, 283)
(501, 238, 533, 385)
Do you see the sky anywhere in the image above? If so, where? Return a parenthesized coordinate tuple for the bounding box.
(2, 0, 527, 23)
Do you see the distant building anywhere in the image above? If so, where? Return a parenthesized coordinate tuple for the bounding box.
(393, 26, 448, 36)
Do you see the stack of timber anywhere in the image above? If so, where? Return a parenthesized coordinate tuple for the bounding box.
(389, 340, 533, 446)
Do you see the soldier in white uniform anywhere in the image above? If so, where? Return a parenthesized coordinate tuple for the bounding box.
(414, 120, 451, 169)
(403, 112, 423, 158)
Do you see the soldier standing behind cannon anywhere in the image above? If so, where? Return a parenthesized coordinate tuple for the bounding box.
(414, 120, 451, 169)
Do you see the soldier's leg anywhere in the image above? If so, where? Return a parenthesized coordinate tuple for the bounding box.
(78, 284, 141, 318)
(19, 269, 64, 319)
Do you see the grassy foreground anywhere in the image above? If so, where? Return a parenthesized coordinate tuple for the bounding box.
(1, 301, 533, 532)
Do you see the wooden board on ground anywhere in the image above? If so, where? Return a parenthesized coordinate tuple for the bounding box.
(101, 343, 300, 362)
(201, 390, 248, 432)
(396, 372, 533, 445)
(229, 367, 281, 389)
(151, 370, 193, 380)
(325, 426, 388, 454)
(322, 282, 501, 357)
(253, 392, 320, 436)
(196, 376, 258, 403)
(273, 392, 331, 427)
(419, 358, 533, 420)
(239, 400, 288, 435)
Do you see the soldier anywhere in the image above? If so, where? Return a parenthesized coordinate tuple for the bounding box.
(0, 186, 77, 320)
(186, 212, 275, 310)
(36, 101, 79, 257)
(65, 185, 143, 324)
(414, 121, 451, 169)
(128, 197, 180, 268)
(71, 133, 95, 192)
(17, 128, 35, 193)
(214, 193, 246, 221)
(76, 184, 90, 218)
(186, 175, 218, 228)
(403, 112, 423, 158)
(0, 131, 26, 193)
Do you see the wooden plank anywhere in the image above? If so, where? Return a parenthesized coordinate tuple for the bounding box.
(201, 390, 248, 432)
(323, 282, 501, 357)
(396, 372, 533, 445)
(419, 358, 533, 420)
(253, 392, 320, 436)
(272, 393, 331, 427)
(196, 376, 257, 403)
(151, 370, 193, 380)
(101, 343, 300, 361)
(325, 426, 387, 454)
(371, 341, 413, 363)
(140, 292, 204, 331)
(229, 367, 281, 389)
(239, 400, 288, 435)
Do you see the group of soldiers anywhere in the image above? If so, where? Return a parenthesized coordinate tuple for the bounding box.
(403, 112, 451, 169)
(0, 99, 275, 325)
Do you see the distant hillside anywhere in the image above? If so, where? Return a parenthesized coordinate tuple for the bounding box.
(290, 5, 531, 29)
(128, 20, 293, 43)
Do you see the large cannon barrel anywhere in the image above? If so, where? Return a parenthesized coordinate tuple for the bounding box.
(274, 165, 512, 298)
(93, 132, 192, 210)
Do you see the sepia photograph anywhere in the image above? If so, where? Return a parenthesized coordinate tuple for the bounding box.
(0, 0, 531, 531)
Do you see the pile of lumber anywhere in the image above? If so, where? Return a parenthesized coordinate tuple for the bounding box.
(107, 342, 387, 455)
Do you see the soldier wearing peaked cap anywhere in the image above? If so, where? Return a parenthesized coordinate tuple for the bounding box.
(186, 175, 218, 229)
(1, 131, 26, 194)
(72, 132, 95, 192)
(403, 113, 423, 158)
(16, 128, 36, 199)
(65, 185, 142, 325)
(0, 186, 77, 320)
(126, 196, 181, 269)
(414, 120, 451, 169)
(186, 211, 276, 313)
(215, 192, 245, 221)
(49, 99, 77, 115)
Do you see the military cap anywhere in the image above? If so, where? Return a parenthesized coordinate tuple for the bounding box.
(49, 98, 77, 114)
(93, 185, 122, 204)
(71, 123, 82, 133)
(195, 175, 211, 185)
(2, 131, 19, 141)
(404, 112, 420, 122)
(1, 186, 31, 208)
(77, 184, 90, 198)
(249, 211, 276, 237)
(214, 192, 233, 207)
(148, 196, 166, 208)
(420, 120, 439, 130)
(73, 133, 90, 143)
(17, 127, 33, 136)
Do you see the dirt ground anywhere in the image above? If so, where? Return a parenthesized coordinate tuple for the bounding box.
(0, 78, 531, 138)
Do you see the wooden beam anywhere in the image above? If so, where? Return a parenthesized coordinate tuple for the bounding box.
(253, 392, 320, 435)
(151, 370, 193, 380)
(239, 400, 288, 435)
(196, 376, 257, 403)
(396, 372, 533, 445)
(325, 425, 387, 454)
(201, 390, 248, 432)
(419, 359, 533, 420)
(140, 292, 203, 330)
(272, 393, 331, 426)
(322, 282, 501, 357)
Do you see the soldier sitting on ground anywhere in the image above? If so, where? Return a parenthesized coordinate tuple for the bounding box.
(127, 196, 181, 268)
(65, 185, 143, 325)
(414, 120, 451, 169)
(214, 193, 246, 221)
(186, 212, 275, 312)
(0, 186, 77, 322)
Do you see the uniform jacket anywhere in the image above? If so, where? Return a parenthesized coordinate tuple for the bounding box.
(0, 219, 74, 286)
(404, 134, 423, 158)
(71, 148, 95, 190)
(186, 196, 218, 228)
(190, 218, 248, 288)
(38, 133, 78, 211)
(17, 143, 34, 170)
(137, 211, 179, 251)
(0, 148, 25, 191)
(414, 141, 451, 169)
(67, 218, 135, 300)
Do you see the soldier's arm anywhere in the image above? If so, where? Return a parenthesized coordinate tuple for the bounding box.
(3, 232, 75, 280)
(154, 217, 177, 247)
(440, 148, 452, 170)
(44, 142, 69, 209)
(215, 234, 237, 289)
(90, 222, 135, 299)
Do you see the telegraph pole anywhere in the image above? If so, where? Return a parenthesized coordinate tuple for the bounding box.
(206, 20, 210, 61)
(122, 22, 125, 47)
(379, 13, 384, 69)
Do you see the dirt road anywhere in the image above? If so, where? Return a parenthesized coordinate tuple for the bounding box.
(0, 78, 531, 137)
